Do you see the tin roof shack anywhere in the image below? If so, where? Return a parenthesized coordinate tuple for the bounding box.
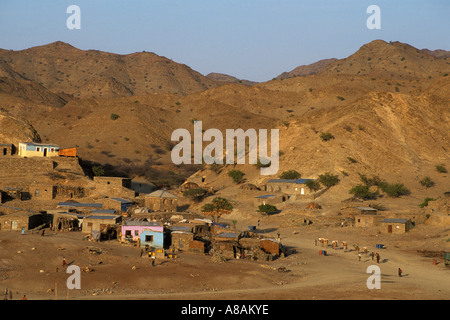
(380, 218, 412, 234)
(145, 190, 178, 213)
(58, 202, 103, 214)
(264, 178, 316, 199)
(0, 211, 45, 231)
(341, 206, 378, 218)
(254, 194, 286, 206)
(83, 215, 121, 240)
(51, 211, 84, 231)
(102, 197, 133, 213)
(0, 144, 14, 156)
(30, 183, 55, 201)
(354, 212, 384, 228)
(93, 176, 136, 199)
(213, 232, 240, 259)
(18, 142, 59, 158)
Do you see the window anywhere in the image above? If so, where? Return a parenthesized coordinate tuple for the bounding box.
(145, 235, 154, 242)
(125, 230, 132, 238)
(36, 147, 40, 152)
(35, 189, 40, 197)
(135, 230, 139, 236)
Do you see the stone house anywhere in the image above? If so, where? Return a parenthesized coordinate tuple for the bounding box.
(264, 178, 315, 197)
(379, 218, 412, 234)
(0, 211, 45, 231)
(354, 213, 384, 228)
(29, 183, 55, 200)
(0, 144, 13, 156)
(144, 190, 178, 213)
(82, 214, 121, 234)
(101, 197, 133, 212)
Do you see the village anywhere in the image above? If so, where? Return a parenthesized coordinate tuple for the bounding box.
(0, 141, 449, 300)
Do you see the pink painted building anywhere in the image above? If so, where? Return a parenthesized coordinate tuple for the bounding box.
(121, 220, 163, 242)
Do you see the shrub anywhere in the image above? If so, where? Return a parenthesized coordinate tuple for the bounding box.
(257, 204, 279, 215)
(318, 172, 340, 188)
(183, 188, 206, 202)
(419, 176, 434, 189)
(92, 166, 105, 177)
(337, 96, 345, 101)
(320, 132, 335, 141)
(228, 170, 244, 184)
(419, 197, 435, 208)
(279, 170, 301, 180)
(347, 156, 357, 163)
(110, 113, 120, 120)
(436, 164, 447, 173)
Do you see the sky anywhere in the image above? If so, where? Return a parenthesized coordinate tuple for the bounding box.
(0, 0, 449, 82)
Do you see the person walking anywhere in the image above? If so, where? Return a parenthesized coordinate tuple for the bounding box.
(62, 257, 67, 267)
(151, 255, 156, 267)
(358, 253, 362, 261)
(398, 268, 403, 277)
(376, 253, 380, 264)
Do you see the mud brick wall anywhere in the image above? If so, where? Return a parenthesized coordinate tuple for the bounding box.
(0, 157, 54, 177)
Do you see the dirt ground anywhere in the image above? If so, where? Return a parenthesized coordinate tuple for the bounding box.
(1, 212, 449, 301)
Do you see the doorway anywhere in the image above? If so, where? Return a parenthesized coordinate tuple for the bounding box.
(43, 148, 48, 157)
(388, 225, 393, 233)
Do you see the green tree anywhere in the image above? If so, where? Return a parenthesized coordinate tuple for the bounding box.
(380, 183, 410, 197)
(110, 113, 120, 120)
(201, 197, 233, 222)
(279, 170, 301, 180)
(349, 184, 376, 200)
(318, 172, 340, 188)
(305, 179, 321, 192)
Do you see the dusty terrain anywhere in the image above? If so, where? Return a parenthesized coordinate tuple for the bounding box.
(1, 207, 448, 301)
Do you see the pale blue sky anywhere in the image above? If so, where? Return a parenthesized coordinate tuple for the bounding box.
(0, 1, 448, 81)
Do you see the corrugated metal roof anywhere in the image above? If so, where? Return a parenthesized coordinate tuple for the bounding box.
(215, 232, 239, 238)
(85, 215, 118, 220)
(146, 190, 178, 199)
(380, 218, 409, 224)
(255, 195, 277, 199)
(91, 209, 115, 214)
(267, 178, 314, 184)
(58, 202, 102, 208)
(110, 198, 133, 203)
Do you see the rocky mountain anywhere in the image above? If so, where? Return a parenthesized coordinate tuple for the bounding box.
(0, 41, 221, 99)
(206, 72, 257, 86)
(0, 39, 448, 194)
(276, 58, 338, 80)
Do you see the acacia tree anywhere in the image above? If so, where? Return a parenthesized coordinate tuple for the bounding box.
(201, 197, 233, 222)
